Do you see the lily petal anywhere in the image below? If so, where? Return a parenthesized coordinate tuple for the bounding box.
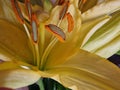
(80, 15, 110, 47)
(82, 0, 120, 21)
(0, 61, 40, 89)
(0, 19, 33, 64)
(82, 11, 120, 58)
(47, 49, 120, 90)
(94, 35, 120, 58)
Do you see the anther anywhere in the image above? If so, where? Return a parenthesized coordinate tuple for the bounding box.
(31, 13, 38, 43)
(79, 0, 87, 5)
(79, 0, 87, 10)
(59, 1, 70, 20)
(66, 13, 74, 32)
(11, 0, 24, 24)
(25, 0, 32, 20)
(45, 24, 66, 42)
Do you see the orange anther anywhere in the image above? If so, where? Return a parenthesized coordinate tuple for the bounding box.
(66, 13, 74, 32)
(11, 0, 24, 24)
(45, 24, 66, 42)
(31, 13, 38, 43)
(31, 13, 39, 25)
(25, 0, 32, 20)
(59, 1, 70, 20)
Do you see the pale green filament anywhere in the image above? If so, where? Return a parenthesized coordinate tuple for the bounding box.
(23, 24, 36, 65)
(40, 38, 58, 70)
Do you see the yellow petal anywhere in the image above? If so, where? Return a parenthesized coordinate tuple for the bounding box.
(82, 12, 120, 58)
(46, 49, 120, 90)
(0, 19, 33, 64)
(82, 0, 120, 21)
(80, 15, 110, 47)
(0, 61, 40, 89)
(94, 35, 120, 58)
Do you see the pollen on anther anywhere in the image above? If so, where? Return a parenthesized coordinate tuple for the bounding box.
(59, 1, 70, 20)
(31, 13, 38, 43)
(11, 0, 24, 24)
(66, 13, 74, 32)
(25, 0, 32, 20)
(45, 24, 66, 42)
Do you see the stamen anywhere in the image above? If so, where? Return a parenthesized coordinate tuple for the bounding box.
(57, 0, 65, 5)
(79, 0, 87, 5)
(25, 0, 32, 20)
(31, 13, 40, 67)
(79, 0, 87, 10)
(11, 0, 24, 24)
(66, 13, 74, 32)
(45, 24, 66, 42)
(31, 13, 38, 43)
(59, 1, 70, 20)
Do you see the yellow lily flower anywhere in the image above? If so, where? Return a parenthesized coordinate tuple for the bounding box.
(0, 0, 120, 90)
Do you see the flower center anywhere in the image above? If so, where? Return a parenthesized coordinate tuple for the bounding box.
(11, 0, 74, 69)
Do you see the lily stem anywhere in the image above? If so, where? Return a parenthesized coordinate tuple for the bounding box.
(38, 78, 45, 90)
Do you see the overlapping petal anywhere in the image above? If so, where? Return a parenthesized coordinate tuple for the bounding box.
(0, 0, 120, 90)
(82, 11, 120, 58)
(0, 19, 33, 64)
(0, 61, 40, 89)
(46, 49, 120, 90)
(79, 15, 110, 46)
(94, 35, 120, 58)
(82, 0, 120, 21)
